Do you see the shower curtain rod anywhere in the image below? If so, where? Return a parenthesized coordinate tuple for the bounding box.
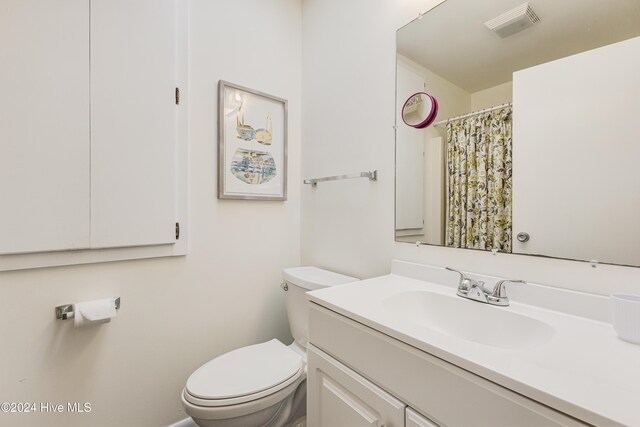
(433, 102, 512, 127)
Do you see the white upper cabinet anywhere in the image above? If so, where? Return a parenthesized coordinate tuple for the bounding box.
(90, 0, 177, 248)
(0, 0, 91, 255)
(0, 0, 185, 266)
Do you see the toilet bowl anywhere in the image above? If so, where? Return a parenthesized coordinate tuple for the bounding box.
(182, 267, 358, 427)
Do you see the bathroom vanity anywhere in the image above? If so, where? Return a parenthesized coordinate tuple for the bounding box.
(306, 261, 640, 427)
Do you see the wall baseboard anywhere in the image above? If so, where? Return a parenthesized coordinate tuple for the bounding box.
(167, 417, 195, 427)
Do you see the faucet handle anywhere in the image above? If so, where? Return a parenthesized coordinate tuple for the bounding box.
(446, 267, 484, 291)
(445, 267, 469, 282)
(491, 279, 526, 298)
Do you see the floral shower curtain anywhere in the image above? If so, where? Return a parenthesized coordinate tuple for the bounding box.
(445, 108, 513, 253)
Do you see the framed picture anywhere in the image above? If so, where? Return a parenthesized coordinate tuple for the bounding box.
(218, 80, 288, 200)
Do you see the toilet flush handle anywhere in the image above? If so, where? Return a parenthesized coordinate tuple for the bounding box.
(280, 282, 288, 291)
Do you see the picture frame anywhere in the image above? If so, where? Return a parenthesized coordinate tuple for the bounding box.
(218, 80, 288, 200)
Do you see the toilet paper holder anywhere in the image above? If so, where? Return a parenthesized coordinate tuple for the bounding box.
(55, 297, 121, 320)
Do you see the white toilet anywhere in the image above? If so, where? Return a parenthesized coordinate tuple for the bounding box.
(182, 267, 357, 427)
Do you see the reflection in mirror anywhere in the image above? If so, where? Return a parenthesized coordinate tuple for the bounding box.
(395, 0, 640, 266)
(402, 93, 438, 128)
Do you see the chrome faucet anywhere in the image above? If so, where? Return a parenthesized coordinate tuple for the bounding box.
(446, 267, 525, 306)
(487, 279, 527, 306)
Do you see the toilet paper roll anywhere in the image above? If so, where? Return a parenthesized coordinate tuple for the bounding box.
(74, 298, 117, 328)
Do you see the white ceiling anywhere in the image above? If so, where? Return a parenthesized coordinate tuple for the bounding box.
(397, 0, 640, 92)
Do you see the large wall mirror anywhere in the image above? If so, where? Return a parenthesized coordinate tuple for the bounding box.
(395, 0, 640, 267)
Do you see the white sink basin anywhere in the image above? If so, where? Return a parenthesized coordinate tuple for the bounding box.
(382, 290, 555, 349)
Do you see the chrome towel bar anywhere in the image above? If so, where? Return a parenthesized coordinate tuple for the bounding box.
(304, 170, 378, 188)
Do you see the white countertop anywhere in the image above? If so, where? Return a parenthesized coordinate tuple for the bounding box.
(307, 265, 640, 426)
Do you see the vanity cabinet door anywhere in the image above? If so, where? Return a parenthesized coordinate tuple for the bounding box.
(406, 408, 438, 427)
(90, 0, 177, 248)
(308, 344, 406, 427)
(0, 0, 91, 255)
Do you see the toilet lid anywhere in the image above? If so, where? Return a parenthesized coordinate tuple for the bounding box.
(186, 339, 303, 401)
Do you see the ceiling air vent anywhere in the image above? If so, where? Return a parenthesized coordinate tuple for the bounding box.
(484, 2, 540, 38)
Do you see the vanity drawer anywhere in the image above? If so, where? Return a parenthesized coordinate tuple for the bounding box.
(308, 303, 589, 427)
(406, 408, 439, 427)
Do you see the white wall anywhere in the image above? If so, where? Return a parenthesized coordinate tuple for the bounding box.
(470, 81, 512, 111)
(301, 0, 640, 296)
(0, 1, 301, 426)
(300, 0, 398, 277)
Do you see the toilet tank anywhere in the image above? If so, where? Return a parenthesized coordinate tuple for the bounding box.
(282, 267, 358, 349)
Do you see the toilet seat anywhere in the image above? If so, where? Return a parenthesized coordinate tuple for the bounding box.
(184, 339, 303, 408)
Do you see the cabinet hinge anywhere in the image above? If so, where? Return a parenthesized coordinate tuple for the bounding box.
(175, 87, 180, 105)
(175, 222, 180, 240)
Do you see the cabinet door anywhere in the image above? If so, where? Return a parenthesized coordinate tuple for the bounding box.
(395, 60, 424, 232)
(406, 408, 438, 427)
(0, 0, 90, 254)
(512, 36, 640, 265)
(90, 0, 177, 248)
(308, 344, 405, 427)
